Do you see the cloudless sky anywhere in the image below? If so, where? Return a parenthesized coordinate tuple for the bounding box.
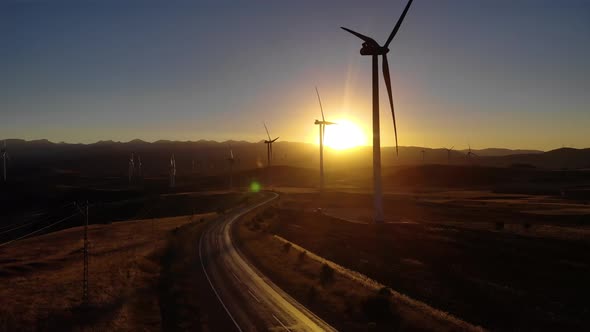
(1, 0, 589, 150)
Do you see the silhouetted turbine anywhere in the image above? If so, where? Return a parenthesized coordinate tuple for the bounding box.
(467, 145, 478, 161)
(342, 0, 414, 223)
(227, 144, 235, 189)
(314, 87, 336, 192)
(169, 154, 176, 188)
(128, 153, 135, 183)
(445, 146, 454, 164)
(263, 122, 279, 168)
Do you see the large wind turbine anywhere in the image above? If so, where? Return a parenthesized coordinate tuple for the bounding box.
(342, 0, 415, 223)
(263, 123, 279, 168)
(314, 87, 336, 192)
(1, 141, 8, 182)
(227, 144, 235, 189)
(169, 154, 176, 188)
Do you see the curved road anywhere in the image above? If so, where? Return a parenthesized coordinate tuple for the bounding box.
(199, 192, 336, 331)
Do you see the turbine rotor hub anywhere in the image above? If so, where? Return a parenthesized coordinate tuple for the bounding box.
(360, 43, 388, 56)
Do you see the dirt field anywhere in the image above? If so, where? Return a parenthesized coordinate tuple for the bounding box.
(235, 200, 484, 331)
(0, 213, 212, 331)
(250, 191, 590, 331)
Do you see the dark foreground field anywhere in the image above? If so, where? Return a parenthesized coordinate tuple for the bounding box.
(262, 191, 590, 331)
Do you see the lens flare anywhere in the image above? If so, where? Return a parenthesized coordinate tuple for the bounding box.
(249, 181, 261, 192)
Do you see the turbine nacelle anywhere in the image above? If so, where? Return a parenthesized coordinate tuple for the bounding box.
(360, 43, 389, 56)
(314, 120, 336, 125)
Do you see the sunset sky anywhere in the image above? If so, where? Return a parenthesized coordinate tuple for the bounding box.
(1, 0, 589, 150)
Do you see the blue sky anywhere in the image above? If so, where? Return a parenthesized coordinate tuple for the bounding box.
(1, 0, 589, 149)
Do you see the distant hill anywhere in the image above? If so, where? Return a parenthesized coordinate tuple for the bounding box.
(1, 139, 589, 178)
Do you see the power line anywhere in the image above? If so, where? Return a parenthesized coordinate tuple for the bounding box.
(0, 213, 78, 247)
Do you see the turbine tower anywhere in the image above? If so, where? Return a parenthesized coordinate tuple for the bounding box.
(227, 144, 235, 189)
(445, 146, 454, 164)
(128, 153, 135, 183)
(421, 149, 426, 163)
(1, 141, 8, 182)
(342, 0, 414, 223)
(137, 155, 143, 177)
(169, 154, 176, 188)
(314, 87, 336, 192)
(263, 123, 279, 168)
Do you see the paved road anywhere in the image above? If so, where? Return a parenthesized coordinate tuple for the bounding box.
(199, 192, 336, 331)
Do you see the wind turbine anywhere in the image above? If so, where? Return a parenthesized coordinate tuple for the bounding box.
(466, 145, 477, 161)
(1, 141, 8, 182)
(169, 154, 176, 188)
(128, 153, 135, 183)
(314, 87, 336, 192)
(445, 146, 454, 164)
(342, 0, 415, 223)
(421, 149, 426, 163)
(263, 123, 279, 168)
(227, 144, 235, 189)
(137, 155, 143, 177)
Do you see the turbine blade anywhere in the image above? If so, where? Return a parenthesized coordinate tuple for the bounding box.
(272, 137, 279, 143)
(264, 122, 271, 141)
(450, 146, 454, 151)
(384, 0, 414, 48)
(382, 55, 399, 155)
(315, 86, 326, 122)
(341, 27, 377, 44)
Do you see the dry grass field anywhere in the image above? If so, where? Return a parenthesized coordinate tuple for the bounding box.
(235, 201, 482, 331)
(0, 213, 213, 331)
(239, 190, 590, 331)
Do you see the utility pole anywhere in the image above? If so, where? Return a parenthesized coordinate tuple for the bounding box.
(76, 201, 90, 307)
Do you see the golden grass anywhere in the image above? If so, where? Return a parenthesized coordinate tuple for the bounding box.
(0, 213, 214, 331)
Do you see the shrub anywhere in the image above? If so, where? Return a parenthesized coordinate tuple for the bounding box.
(362, 291, 400, 325)
(523, 222, 531, 230)
(282, 242, 292, 252)
(307, 286, 317, 303)
(298, 250, 307, 261)
(495, 221, 505, 230)
(319, 263, 335, 285)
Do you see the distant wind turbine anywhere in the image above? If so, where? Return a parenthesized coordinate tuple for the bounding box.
(421, 149, 426, 163)
(445, 146, 454, 164)
(128, 153, 135, 183)
(263, 123, 279, 168)
(467, 145, 477, 161)
(1, 141, 8, 182)
(227, 144, 235, 189)
(342, 0, 415, 223)
(314, 87, 336, 192)
(137, 155, 143, 177)
(169, 154, 176, 188)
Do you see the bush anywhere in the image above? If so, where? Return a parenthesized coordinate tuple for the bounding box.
(319, 263, 335, 285)
(523, 222, 531, 230)
(282, 242, 292, 252)
(307, 286, 317, 303)
(362, 291, 399, 325)
(495, 221, 505, 230)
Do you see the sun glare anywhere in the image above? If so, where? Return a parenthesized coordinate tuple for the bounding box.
(323, 119, 368, 150)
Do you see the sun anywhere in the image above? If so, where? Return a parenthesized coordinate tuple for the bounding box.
(323, 119, 368, 150)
